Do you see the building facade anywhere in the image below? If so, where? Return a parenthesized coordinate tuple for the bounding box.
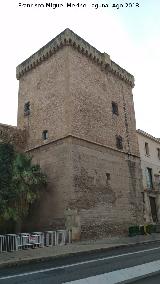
(137, 129, 160, 224)
(1, 29, 144, 239)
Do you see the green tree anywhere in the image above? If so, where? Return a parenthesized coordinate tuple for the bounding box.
(0, 143, 14, 216)
(0, 143, 47, 232)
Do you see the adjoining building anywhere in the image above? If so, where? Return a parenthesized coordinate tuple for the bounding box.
(137, 129, 160, 224)
(1, 29, 144, 239)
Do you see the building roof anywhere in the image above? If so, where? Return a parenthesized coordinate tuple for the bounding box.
(137, 129, 160, 144)
(16, 28, 134, 87)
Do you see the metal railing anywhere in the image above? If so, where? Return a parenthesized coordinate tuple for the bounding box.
(0, 229, 71, 253)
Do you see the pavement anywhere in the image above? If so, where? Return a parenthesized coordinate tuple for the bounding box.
(0, 233, 160, 269)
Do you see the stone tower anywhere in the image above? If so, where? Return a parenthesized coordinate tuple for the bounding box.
(16, 29, 143, 239)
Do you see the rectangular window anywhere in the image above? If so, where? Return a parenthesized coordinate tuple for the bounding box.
(24, 101, 30, 116)
(146, 167, 153, 189)
(145, 142, 149, 156)
(112, 102, 119, 115)
(157, 148, 160, 160)
(42, 130, 48, 140)
(106, 173, 111, 181)
(116, 135, 123, 150)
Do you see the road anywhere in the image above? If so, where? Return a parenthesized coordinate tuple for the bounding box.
(0, 242, 160, 283)
(131, 272, 160, 284)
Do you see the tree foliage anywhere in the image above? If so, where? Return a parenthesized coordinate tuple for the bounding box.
(0, 143, 47, 224)
(0, 143, 14, 215)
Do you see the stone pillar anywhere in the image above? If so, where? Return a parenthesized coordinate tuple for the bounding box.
(64, 209, 81, 241)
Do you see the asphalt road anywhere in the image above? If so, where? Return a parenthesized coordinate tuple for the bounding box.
(130, 272, 160, 284)
(0, 242, 160, 283)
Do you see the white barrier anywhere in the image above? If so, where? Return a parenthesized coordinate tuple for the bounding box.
(0, 229, 71, 253)
(19, 233, 32, 249)
(6, 234, 18, 252)
(0, 235, 7, 252)
(56, 230, 66, 245)
(44, 231, 56, 246)
(32, 232, 44, 247)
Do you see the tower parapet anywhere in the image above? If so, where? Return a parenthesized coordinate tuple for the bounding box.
(16, 28, 134, 87)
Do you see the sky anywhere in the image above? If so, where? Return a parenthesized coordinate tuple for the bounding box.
(0, 0, 159, 137)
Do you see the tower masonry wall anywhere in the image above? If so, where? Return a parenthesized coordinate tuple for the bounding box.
(17, 47, 71, 150)
(23, 137, 74, 232)
(23, 136, 143, 237)
(68, 47, 139, 157)
(17, 45, 139, 158)
(70, 137, 143, 238)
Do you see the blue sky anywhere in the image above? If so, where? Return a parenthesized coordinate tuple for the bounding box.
(0, 0, 159, 137)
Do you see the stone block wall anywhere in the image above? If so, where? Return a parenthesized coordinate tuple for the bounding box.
(68, 47, 139, 157)
(22, 136, 143, 238)
(22, 137, 74, 232)
(17, 43, 139, 158)
(17, 47, 71, 150)
(70, 137, 143, 238)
